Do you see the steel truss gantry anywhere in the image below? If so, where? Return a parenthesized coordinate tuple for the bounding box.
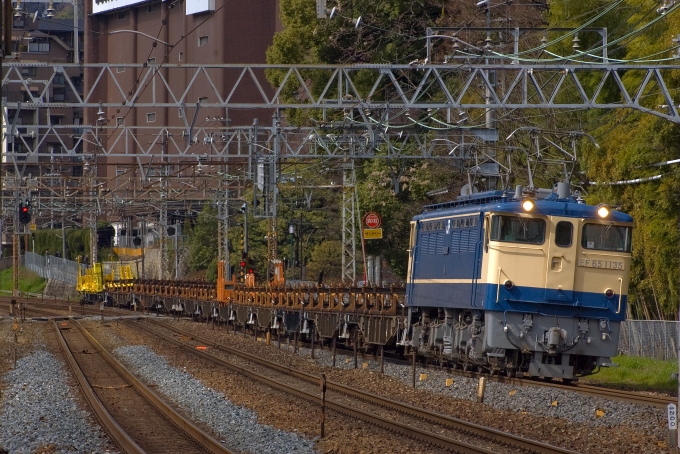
(3, 61, 679, 283)
(3, 63, 679, 112)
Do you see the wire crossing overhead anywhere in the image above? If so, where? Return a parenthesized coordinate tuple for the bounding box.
(3, 63, 680, 119)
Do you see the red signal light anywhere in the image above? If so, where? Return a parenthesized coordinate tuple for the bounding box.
(239, 260, 246, 267)
(248, 269, 254, 274)
(21, 206, 28, 213)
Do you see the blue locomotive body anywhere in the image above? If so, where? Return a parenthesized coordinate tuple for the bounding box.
(404, 187, 633, 379)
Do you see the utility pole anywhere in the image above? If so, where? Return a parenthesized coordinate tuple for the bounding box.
(484, 5, 498, 190)
(3, 0, 13, 56)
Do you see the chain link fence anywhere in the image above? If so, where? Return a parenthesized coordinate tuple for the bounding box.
(24, 251, 79, 285)
(619, 320, 679, 361)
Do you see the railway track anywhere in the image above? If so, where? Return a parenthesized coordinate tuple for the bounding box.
(53, 318, 233, 454)
(6, 296, 674, 410)
(135, 318, 577, 454)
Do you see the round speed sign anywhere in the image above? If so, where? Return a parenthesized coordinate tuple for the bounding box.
(364, 212, 382, 229)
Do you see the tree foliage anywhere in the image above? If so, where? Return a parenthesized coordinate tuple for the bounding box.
(259, 0, 680, 320)
(186, 203, 219, 275)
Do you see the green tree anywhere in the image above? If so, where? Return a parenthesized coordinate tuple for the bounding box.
(186, 203, 219, 274)
(305, 240, 343, 284)
(574, 1, 680, 319)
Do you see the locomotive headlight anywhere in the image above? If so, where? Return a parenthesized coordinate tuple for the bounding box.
(602, 333, 607, 341)
(521, 199, 534, 211)
(586, 337, 592, 344)
(504, 280, 514, 290)
(596, 204, 610, 218)
(604, 288, 614, 299)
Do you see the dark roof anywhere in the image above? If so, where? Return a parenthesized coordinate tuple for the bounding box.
(29, 18, 84, 34)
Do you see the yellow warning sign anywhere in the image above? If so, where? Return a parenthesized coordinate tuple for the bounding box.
(363, 228, 383, 239)
(30, 224, 36, 231)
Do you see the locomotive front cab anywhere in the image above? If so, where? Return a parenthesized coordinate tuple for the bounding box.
(574, 220, 632, 313)
(485, 202, 633, 378)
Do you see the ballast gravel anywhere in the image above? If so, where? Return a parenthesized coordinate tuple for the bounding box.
(309, 347, 666, 431)
(153, 318, 673, 453)
(0, 349, 114, 454)
(113, 344, 316, 454)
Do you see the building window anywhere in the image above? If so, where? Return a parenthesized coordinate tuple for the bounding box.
(117, 11, 127, 19)
(178, 108, 183, 118)
(147, 2, 158, 12)
(52, 87, 66, 101)
(28, 38, 50, 53)
(116, 166, 131, 176)
(198, 97, 208, 105)
(49, 116, 63, 125)
(147, 112, 156, 122)
(53, 74, 66, 85)
(20, 67, 36, 76)
(116, 117, 124, 126)
(49, 144, 63, 161)
(147, 57, 156, 66)
(178, 52, 183, 62)
(116, 67, 125, 73)
(198, 36, 208, 47)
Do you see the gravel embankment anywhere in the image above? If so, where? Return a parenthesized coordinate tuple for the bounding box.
(0, 319, 115, 454)
(147, 318, 674, 453)
(310, 346, 665, 431)
(2, 314, 674, 453)
(89, 319, 437, 454)
(114, 344, 317, 454)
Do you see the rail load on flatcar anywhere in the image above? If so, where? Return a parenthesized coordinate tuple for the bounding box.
(403, 182, 633, 380)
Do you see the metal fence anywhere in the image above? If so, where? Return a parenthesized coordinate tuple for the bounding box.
(24, 251, 79, 285)
(619, 320, 679, 361)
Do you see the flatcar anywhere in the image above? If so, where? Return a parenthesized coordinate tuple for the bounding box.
(85, 182, 631, 381)
(403, 182, 633, 380)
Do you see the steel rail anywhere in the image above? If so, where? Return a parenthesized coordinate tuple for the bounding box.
(62, 319, 234, 454)
(24, 299, 674, 409)
(53, 320, 146, 454)
(142, 319, 576, 454)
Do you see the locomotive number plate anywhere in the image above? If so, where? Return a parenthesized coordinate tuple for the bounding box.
(578, 259, 625, 270)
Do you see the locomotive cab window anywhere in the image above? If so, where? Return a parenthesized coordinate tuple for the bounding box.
(555, 221, 573, 247)
(490, 215, 545, 244)
(581, 223, 632, 252)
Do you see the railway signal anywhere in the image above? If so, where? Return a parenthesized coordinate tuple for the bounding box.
(18, 201, 31, 224)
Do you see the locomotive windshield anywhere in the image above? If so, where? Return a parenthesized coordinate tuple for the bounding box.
(581, 223, 632, 252)
(490, 215, 546, 244)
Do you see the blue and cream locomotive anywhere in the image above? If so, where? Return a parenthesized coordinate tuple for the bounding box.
(404, 182, 633, 380)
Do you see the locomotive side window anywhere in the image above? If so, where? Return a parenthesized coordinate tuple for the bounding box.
(581, 224, 632, 252)
(555, 221, 573, 247)
(490, 215, 546, 244)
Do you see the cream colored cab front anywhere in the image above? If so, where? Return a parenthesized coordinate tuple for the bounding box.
(484, 213, 631, 307)
(574, 219, 632, 311)
(484, 213, 548, 297)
